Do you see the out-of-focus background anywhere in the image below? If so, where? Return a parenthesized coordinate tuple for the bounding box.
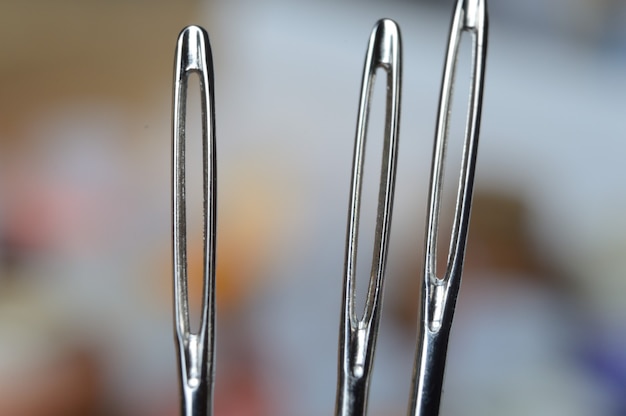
(0, 0, 625, 415)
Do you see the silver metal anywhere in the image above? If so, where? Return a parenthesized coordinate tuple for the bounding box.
(172, 25, 216, 416)
(335, 18, 402, 416)
(408, 0, 488, 415)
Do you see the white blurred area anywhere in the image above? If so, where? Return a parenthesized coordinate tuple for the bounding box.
(0, 0, 625, 415)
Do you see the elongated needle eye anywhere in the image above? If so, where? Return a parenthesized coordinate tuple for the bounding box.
(409, 0, 488, 415)
(172, 25, 217, 416)
(335, 18, 402, 416)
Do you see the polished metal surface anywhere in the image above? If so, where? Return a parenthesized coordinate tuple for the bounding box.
(408, 0, 488, 415)
(335, 18, 402, 416)
(172, 25, 217, 416)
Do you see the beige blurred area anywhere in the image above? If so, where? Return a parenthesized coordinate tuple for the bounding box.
(1, 0, 626, 415)
(0, 1, 198, 132)
(0, 2, 197, 415)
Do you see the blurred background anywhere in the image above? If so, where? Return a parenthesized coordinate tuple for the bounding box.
(0, 0, 625, 415)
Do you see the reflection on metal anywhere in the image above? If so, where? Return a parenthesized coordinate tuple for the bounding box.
(335, 18, 402, 416)
(172, 25, 216, 416)
(409, 0, 488, 415)
(169, 0, 488, 412)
